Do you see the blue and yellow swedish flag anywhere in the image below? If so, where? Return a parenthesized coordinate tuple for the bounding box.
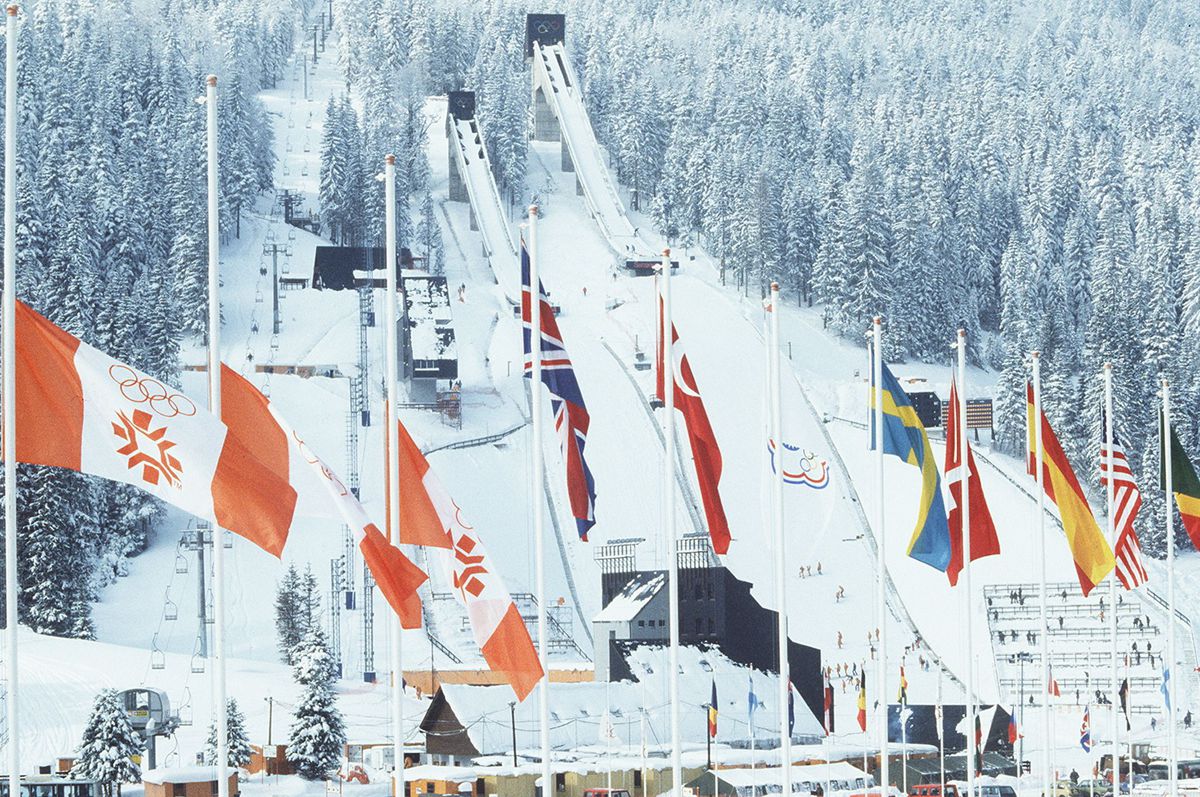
(868, 362, 952, 571)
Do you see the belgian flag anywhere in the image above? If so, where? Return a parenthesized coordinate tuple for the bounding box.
(1163, 419, 1200, 549)
(857, 670, 868, 731)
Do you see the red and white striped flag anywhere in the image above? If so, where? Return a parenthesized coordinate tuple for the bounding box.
(12, 301, 295, 556)
(1100, 418, 1148, 589)
(220, 366, 428, 628)
(393, 417, 544, 701)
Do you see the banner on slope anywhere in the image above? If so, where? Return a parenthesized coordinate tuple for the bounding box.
(656, 293, 731, 555)
(221, 366, 427, 628)
(394, 416, 544, 702)
(944, 377, 1000, 586)
(11, 300, 295, 556)
(868, 359, 951, 572)
(521, 239, 597, 541)
(766, 439, 830, 489)
(1026, 383, 1115, 595)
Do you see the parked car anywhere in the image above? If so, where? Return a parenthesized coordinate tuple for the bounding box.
(911, 786, 961, 797)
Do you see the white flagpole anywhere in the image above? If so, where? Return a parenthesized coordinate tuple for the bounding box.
(769, 283, 790, 794)
(1031, 351, 1049, 797)
(872, 316, 888, 792)
(1161, 377, 1178, 796)
(749, 678, 755, 773)
(3, 6, 18, 791)
(661, 248, 682, 797)
(937, 672, 945, 796)
(384, 153, 406, 797)
(204, 73, 230, 796)
(1103, 364, 1119, 793)
(528, 204, 552, 797)
(958, 329, 976, 796)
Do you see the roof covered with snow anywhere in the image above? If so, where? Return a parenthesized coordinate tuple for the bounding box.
(403, 274, 458, 365)
(142, 767, 224, 785)
(431, 646, 823, 758)
(594, 571, 666, 623)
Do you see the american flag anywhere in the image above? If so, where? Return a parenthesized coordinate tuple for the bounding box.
(521, 239, 596, 541)
(1100, 418, 1148, 589)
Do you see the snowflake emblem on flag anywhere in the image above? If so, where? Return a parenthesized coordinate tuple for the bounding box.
(452, 532, 488, 598)
(113, 408, 183, 488)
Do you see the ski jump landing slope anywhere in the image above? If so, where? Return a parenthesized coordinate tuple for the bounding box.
(531, 41, 645, 259)
(449, 115, 519, 302)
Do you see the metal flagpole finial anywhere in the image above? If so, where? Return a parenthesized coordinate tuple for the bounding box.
(872, 315, 882, 325)
(528, 204, 538, 216)
(385, 153, 395, 165)
(206, 74, 217, 87)
(662, 248, 671, 257)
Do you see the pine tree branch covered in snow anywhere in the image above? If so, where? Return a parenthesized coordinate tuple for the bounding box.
(71, 689, 143, 797)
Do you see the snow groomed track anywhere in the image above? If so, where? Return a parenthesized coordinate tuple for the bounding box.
(531, 41, 645, 259)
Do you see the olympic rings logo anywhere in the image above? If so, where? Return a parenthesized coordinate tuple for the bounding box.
(108, 365, 197, 418)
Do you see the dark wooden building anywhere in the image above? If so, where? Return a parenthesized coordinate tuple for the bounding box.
(593, 534, 824, 725)
(312, 246, 415, 290)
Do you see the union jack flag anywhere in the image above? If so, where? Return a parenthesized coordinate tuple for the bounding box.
(1100, 415, 1148, 589)
(521, 239, 596, 541)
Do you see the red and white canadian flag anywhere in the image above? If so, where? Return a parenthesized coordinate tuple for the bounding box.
(220, 367, 428, 628)
(944, 377, 1001, 586)
(392, 417, 544, 701)
(13, 300, 296, 556)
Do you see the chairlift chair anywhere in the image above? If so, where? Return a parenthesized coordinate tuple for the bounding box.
(151, 649, 166, 670)
(260, 265, 268, 277)
(190, 655, 204, 674)
(174, 554, 188, 574)
(255, 289, 264, 303)
(164, 598, 178, 622)
(223, 531, 233, 549)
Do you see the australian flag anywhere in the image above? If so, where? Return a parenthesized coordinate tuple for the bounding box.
(521, 240, 597, 540)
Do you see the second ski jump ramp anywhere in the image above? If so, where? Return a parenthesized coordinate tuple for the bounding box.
(447, 94, 520, 303)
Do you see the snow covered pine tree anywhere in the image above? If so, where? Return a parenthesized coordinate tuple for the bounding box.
(287, 628, 346, 779)
(204, 698, 252, 769)
(71, 689, 142, 797)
